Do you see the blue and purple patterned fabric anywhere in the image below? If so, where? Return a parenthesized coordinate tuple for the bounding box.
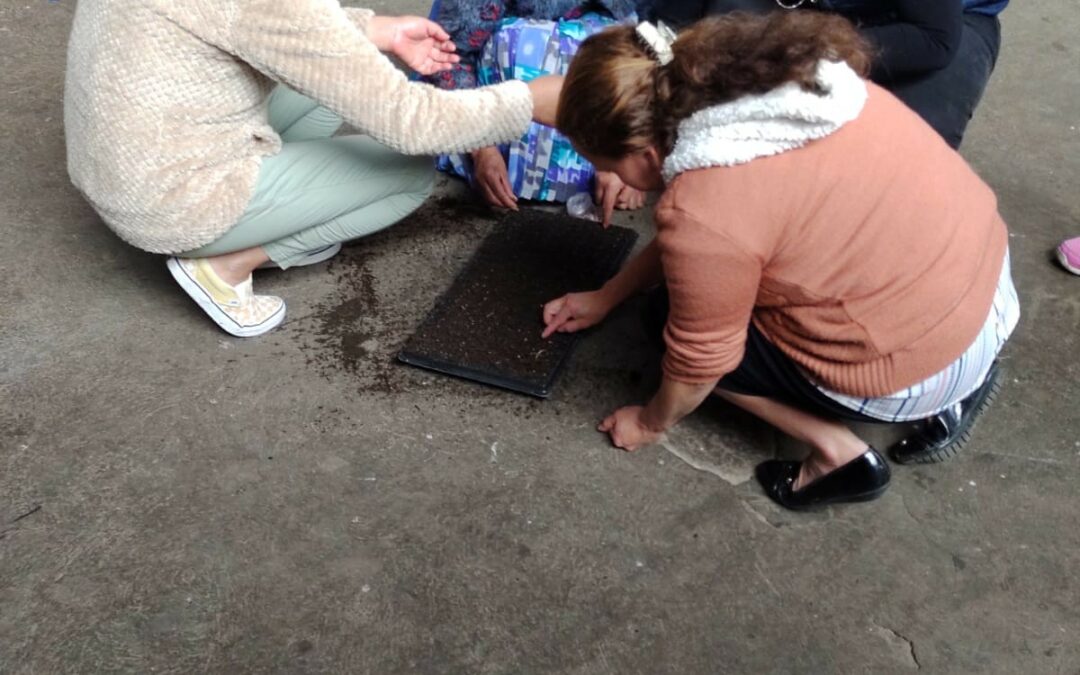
(424, 2, 645, 202)
(426, 1, 643, 90)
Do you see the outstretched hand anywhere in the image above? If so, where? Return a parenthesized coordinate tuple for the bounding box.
(541, 289, 614, 339)
(368, 16, 460, 75)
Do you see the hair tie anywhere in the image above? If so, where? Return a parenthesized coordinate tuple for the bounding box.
(635, 21, 677, 66)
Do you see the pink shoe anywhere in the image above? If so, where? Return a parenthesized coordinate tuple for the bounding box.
(1058, 237, 1080, 275)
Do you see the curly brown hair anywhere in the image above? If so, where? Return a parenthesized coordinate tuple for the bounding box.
(556, 11, 873, 159)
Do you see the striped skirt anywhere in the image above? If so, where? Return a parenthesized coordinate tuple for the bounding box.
(816, 251, 1020, 422)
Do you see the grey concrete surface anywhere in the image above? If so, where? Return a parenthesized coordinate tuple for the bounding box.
(1, 0, 1078, 672)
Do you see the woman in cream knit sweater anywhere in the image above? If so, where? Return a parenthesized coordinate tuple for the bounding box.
(64, 0, 559, 336)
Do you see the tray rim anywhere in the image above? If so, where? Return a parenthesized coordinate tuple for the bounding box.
(396, 213, 639, 398)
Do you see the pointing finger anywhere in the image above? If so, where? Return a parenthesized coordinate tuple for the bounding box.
(542, 303, 574, 339)
(542, 297, 565, 325)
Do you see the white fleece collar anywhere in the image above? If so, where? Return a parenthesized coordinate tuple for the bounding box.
(662, 60, 868, 182)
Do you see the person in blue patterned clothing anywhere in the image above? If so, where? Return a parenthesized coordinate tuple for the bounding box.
(423, 0, 653, 214)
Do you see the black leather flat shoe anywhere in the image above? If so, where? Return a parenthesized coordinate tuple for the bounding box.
(889, 361, 1002, 465)
(755, 447, 891, 511)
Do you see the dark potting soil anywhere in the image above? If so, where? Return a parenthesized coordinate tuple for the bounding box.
(399, 210, 638, 397)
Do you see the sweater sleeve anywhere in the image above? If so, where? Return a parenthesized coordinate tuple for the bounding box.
(342, 7, 374, 33)
(224, 0, 533, 155)
(656, 204, 762, 385)
(861, 0, 964, 81)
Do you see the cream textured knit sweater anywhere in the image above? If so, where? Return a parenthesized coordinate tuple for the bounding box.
(64, 0, 535, 254)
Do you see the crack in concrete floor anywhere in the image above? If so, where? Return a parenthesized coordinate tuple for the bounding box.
(659, 438, 752, 486)
(870, 623, 921, 670)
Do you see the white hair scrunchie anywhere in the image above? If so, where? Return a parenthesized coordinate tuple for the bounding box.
(635, 21, 677, 66)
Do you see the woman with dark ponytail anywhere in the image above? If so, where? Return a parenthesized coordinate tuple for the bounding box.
(542, 12, 1018, 510)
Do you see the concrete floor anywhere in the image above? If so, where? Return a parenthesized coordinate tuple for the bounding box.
(2, 1, 1078, 672)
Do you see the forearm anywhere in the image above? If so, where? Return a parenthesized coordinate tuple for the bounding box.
(527, 75, 561, 128)
(600, 239, 663, 307)
(343, 8, 376, 37)
(228, 2, 533, 155)
(363, 15, 400, 51)
(640, 375, 718, 433)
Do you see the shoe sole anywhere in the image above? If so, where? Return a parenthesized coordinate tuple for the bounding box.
(256, 243, 342, 270)
(167, 257, 286, 338)
(892, 365, 1002, 465)
(780, 483, 891, 511)
(1056, 247, 1080, 276)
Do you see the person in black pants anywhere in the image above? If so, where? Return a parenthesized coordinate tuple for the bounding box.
(653, 0, 1008, 149)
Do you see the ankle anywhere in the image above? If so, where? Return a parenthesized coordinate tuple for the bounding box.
(810, 430, 869, 468)
(207, 254, 255, 286)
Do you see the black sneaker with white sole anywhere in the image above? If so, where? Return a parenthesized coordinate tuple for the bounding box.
(888, 361, 1002, 465)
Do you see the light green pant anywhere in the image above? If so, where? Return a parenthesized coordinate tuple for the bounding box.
(183, 87, 435, 268)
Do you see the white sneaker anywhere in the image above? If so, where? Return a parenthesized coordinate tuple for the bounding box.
(256, 243, 342, 270)
(167, 257, 286, 337)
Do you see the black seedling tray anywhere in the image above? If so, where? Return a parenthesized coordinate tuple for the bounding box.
(398, 210, 638, 397)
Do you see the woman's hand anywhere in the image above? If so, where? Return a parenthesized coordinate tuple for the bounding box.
(594, 171, 646, 227)
(367, 16, 460, 75)
(598, 406, 664, 452)
(471, 146, 518, 210)
(541, 289, 616, 338)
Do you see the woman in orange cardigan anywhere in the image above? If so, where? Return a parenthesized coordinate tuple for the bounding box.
(542, 13, 1019, 510)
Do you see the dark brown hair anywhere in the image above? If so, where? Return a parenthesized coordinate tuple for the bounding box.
(556, 11, 873, 159)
